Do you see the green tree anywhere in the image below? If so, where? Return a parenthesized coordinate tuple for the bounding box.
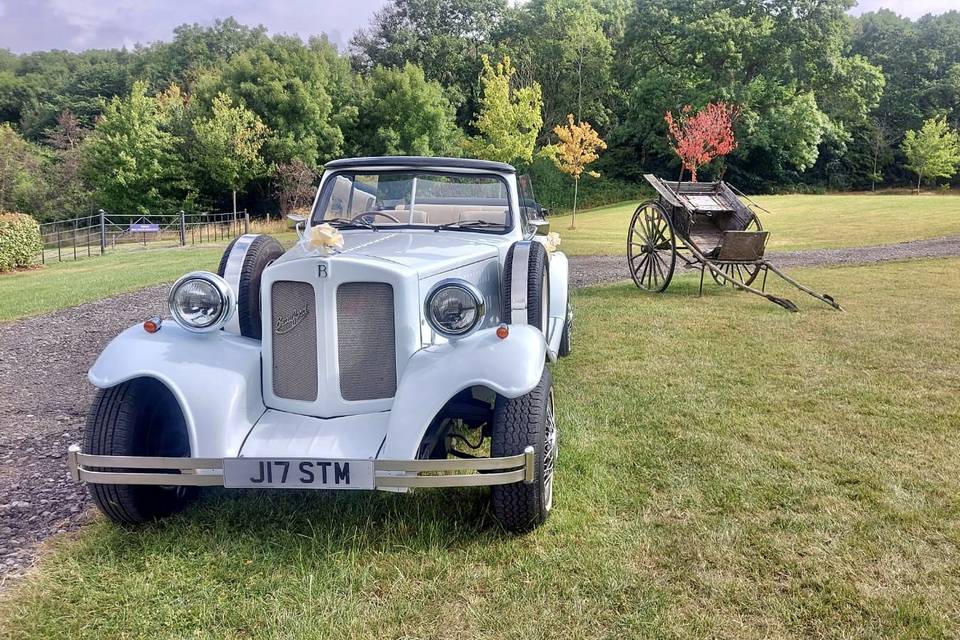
(193, 93, 269, 214)
(502, 0, 616, 138)
(0, 123, 41, 213)
(358, 63, 461, 156)
(80, 80, 194, 213)
(901, 116, 960, 191)
(351, 0, 508, 126)
(195, 36, 343, 168)
(464, 55, 543, 164)
(42, 110, 94, 221)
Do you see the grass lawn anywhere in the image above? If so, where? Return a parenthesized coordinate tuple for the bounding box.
(2, 258, 959, 638)
(553, 193, 960, 256)
(0, 230, 298, 323)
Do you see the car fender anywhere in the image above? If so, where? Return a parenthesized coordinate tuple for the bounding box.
(547, 250, 569, 356)
(379, 324, 547, 460)
(87, 324, 265, 458)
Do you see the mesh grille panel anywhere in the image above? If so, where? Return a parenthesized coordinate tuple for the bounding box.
(337, 283, 397, 401)
(271, 281, 318, 401)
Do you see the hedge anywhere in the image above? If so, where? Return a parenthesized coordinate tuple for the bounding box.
(525, 157, 648, 215)
(0, 212, 42, 272)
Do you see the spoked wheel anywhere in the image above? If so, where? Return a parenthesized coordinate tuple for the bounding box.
(627, 202, 676, 292)
(711, 214, 763, 287)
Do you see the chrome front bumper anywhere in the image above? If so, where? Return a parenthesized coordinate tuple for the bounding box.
(66, 445, 536, 489)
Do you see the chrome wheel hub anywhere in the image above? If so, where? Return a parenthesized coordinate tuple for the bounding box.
(543, 388, 557, 512)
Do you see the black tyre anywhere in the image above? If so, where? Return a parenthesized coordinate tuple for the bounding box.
(502, 241, 549, 333)
(490, 369, 557, 533)
(217, 234, 284, 339)
(83, 378, 197, 526)
(557, 302, 572, 358)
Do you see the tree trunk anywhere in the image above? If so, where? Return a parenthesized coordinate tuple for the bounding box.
(569, 177, 579, 230)
(917, 173, 923, 193)
(232, 190, 237, 217)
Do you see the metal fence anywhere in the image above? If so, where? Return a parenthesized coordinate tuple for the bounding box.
(38, 210, 250, 263)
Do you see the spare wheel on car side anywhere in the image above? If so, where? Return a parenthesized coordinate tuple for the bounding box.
(217, 233, 284, 339)
(501, 240, 550, 334)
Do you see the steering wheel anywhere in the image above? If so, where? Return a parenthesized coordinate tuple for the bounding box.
(351, 211, 400, 224)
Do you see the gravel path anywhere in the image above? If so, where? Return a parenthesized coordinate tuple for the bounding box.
(568, 235, 960, 287)
(0, 285, 168, 583)
(1, 235, 959, 584)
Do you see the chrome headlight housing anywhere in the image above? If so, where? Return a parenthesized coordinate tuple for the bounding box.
(168, 271, 234, 333)
(425, 279, 485, 338)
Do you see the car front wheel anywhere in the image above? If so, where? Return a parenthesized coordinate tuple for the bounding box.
(83, 378, 198, 525)
(490, 369, 557, 532)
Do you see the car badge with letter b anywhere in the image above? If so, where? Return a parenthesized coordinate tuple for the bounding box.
(317, 262, 329, 278)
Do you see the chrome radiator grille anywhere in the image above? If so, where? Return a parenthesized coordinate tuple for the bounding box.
(336, 282, 397, 401)
(271, 280, 318, 401)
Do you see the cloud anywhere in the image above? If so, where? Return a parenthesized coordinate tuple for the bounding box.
(0, 0, 388, 53)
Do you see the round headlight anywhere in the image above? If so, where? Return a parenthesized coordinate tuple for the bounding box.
(425, 280, 485, 338)
(168, 272, 234, 333)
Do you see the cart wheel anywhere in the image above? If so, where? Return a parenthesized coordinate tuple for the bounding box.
(712, 214, 763, 287)
(627, 202, 676, 292)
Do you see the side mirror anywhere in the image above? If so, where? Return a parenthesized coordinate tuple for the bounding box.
(540, 207, 550, 217)
(287, 213, 306, 239)
(530, 219, 551, 236)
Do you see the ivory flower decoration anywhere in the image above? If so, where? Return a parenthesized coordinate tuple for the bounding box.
(305, 223, 344, 254)
(537, 231, 562, 253)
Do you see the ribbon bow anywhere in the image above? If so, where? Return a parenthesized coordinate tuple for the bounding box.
(304, 223, 344, 254)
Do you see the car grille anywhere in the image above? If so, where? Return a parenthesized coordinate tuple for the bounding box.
(336, 282, 397, 401)
(271, 280, 318, 401)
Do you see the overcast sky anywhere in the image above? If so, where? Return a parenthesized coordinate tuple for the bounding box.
(0, 0, 955, 55)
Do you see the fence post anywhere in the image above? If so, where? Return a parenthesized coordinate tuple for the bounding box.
(99, 209, 106, 255)
(244, 210, 250, 235)
(73, 218, 78, 260)
(56, 225, 62, 262)
(179, 210, 186, 246)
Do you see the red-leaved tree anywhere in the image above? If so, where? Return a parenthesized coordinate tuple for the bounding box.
(664, 102, 739, 182)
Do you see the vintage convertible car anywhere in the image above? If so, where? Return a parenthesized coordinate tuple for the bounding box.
(68, 156, 572, 532)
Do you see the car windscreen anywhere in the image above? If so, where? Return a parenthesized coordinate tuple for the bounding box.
(311, 171, 512, 232)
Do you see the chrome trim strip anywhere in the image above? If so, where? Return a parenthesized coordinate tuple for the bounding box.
(67, 445, 536, 489)
(222, 234, 259, 334)
(78, 470, 226, 486)
(510, 241, 532, 324)
(376, 469, 526, 488)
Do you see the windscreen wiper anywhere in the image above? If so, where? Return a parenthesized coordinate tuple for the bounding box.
(325, 217, 377, 230)
(434, 220, 505, 232)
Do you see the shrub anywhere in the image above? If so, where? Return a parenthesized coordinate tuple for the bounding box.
(0, 212, 42, 272)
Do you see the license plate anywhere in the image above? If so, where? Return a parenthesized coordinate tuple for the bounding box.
(223, 458, 375, 490)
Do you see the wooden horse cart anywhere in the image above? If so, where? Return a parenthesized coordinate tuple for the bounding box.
(627, 175, 843, 312)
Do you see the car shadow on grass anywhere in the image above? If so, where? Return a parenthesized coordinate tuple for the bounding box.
(95, 485, 510, 564)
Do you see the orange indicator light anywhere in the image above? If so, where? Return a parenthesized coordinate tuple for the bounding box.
(496, 324, 509, 339)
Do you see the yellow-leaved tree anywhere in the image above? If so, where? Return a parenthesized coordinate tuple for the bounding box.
(465, 55, 543, 165)
(545, 114, 606, 229)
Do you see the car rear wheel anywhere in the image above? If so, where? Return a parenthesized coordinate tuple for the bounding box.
(490, 369, 556, 532)
(83, 378, 197, 526)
